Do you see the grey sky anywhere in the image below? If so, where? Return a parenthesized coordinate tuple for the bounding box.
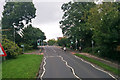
(0, 0, 71, 41)
(32, 2, 65, 41)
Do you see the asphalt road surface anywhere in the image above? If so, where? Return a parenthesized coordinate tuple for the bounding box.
(40, 46, 116, 80)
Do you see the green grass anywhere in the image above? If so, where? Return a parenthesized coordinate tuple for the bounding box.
(24, 49, 38, 53)
(74, 53, 120, 76)
(2, 54, 43, 78)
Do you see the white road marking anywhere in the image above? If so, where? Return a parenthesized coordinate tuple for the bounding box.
(74, 55, 117, 80)
(46, 56, 57, 58)
(59, 56, 81, 80)
(52, 48, 56, 53)
(40, 57, 46, 80)
(40, 56, 81, 80)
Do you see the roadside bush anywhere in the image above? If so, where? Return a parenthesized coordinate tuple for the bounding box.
(2, 38, 22, 59)
(82, 47, 92, 53)
(82, 47, 101, 56)
(21, 43, 33, 51)
(47, 39, 56, 46)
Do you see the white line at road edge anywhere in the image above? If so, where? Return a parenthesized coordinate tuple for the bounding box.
(40, 57, 46, 80)
(74, 55, 117, 80)
(59, 56, 81, 80)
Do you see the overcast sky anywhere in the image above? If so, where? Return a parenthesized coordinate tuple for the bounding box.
(0, 0, 71, 41)
(32, 2, 65, 41)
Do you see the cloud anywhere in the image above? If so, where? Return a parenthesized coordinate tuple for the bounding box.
(32, 2, 66, 40)
(0, 0, 5, 20)
(33, 22, 63, 41)
(32, 2, 64, 24)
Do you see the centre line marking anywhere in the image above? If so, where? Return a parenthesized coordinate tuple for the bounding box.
(40, 56, 81, 80)
(59, 56, 81, 80)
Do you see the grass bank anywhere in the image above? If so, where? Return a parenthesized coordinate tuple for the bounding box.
(2, 54, 43, 78)
(24, 49, 38, 53)
(74, 53, 120, 76)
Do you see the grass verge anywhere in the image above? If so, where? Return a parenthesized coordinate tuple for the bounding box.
(2, 54, 43, 78)
(24, 49, 38, 53)
(74, 53, 120, 76)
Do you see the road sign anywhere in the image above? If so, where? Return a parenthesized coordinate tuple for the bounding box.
(0, 43, 7, 56)
(21, 45, 24, 47)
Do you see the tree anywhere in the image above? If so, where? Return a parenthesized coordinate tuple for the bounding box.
(22, 24, 46, 49)
(57, 37, 69, 47)
(47, 39, 56, 45)
(2, 2, 36, 41)
(60, 2, 95, 49)
(88, 3, 120, 61)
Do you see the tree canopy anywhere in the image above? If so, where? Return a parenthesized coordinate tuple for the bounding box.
(22, 24, 46, 49)
(2, 2, 36, 41)
(60, 2, 120, 61)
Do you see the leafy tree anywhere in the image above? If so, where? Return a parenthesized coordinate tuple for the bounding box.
(88, 3, 120, 61)
(60, 2, 95, 49)
(57, 37, 69, 47)
(47, 39, 56, 45)
(2, 2, 36, 41)
(60, 2, 120, 61)
(22, 24, 46, 49)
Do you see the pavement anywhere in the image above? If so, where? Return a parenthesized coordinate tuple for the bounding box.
(38, 46, 117, 80)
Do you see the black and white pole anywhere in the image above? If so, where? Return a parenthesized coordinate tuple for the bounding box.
(92, 40, 94, 53)
(76, 38, 78, 50)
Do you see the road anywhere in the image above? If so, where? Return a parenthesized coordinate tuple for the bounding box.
(39, 46, 116, 80)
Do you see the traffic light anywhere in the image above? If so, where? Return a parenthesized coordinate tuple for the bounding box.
(37, 40, 40, 46)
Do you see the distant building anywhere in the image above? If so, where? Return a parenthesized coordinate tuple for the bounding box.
(57, 37, 63, 40)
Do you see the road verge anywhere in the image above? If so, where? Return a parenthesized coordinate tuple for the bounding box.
(74, 53, 120, 78)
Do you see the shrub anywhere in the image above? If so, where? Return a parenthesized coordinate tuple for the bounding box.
(2, 38, 22, 59)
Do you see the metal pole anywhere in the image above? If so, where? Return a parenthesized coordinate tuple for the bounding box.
(76, 38, 77, 50)
(92, 40, 94, 53)
(23, 47, 24, 54)
(14, 27, 15, 44)
(40, 39, 42, 46)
